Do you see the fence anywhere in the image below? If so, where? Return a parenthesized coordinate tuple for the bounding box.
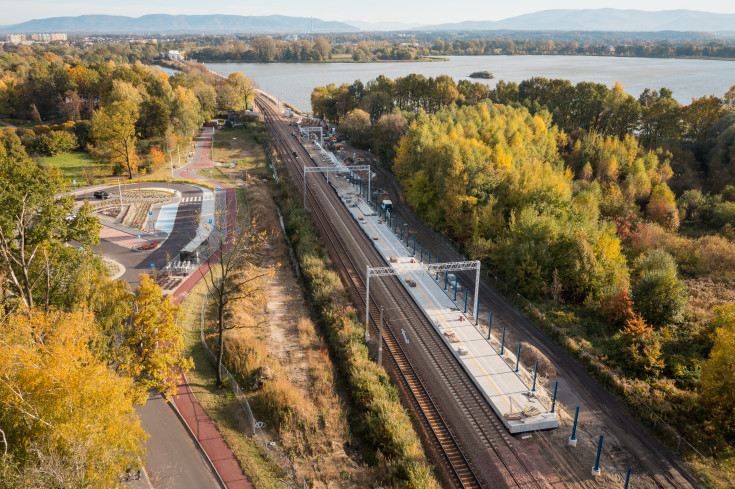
(199, 294, 307, 489)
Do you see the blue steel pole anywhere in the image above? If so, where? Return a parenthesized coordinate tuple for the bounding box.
(515, 342, 521, 372)
(420, 242, 423, 262)
(464, 288, 468, 313)
(427, 248, 431, 265)
(454, 277, 458, 301)
(435, 258, 439, 280)
(487, 311, 492, 339)
(413, 235, 416, 256)
(624, 468, 631, 489)
(400, 218, 403, 240)
(551, 380, 559, 413)
(593, 435, 604, 472)
(500, 326, 506, 354)
(570, 406, 580, 442)
(444, 271, 448, 290)
(532, 361, 539, 391)
(406, 225, 410, 246)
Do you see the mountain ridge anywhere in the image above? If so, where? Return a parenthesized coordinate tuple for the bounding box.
(1, 9, 734, 35)
(0, 14, 359, 34)
(415, 9, 735, 33)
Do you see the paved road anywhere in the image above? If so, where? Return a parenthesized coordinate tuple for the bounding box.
(85, 182, 203, 287)
(89, 130, 225, 488)
(137, 391, 220, 489)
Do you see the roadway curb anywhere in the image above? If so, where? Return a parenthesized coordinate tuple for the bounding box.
(168, 385, 228, 489)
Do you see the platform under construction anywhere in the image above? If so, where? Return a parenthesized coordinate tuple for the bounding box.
(300, 139, 558, 434)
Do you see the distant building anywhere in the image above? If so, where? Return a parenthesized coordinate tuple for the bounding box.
(7, 34, 25, 44)
(29, 33, 67, 42)
(167, 50, 184, 61)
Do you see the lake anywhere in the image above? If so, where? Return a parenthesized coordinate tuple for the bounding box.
(206, 55, 735, 111)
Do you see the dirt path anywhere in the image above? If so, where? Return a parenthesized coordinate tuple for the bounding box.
(246, 179, 309, 387)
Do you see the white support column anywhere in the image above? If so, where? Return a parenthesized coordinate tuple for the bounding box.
(367, 167, 371, 206)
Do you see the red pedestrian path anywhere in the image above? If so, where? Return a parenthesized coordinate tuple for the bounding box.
(168, 128, 252, 489)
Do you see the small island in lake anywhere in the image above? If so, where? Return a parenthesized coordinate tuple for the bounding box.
(468, 71, 494, 79)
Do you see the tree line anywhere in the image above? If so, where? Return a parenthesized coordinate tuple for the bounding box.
(314, 72, 735, 458)
(186, 35, 735, 63)
(0, 44, 254, 177)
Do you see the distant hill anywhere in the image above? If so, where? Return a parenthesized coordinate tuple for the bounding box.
(416, 9, 735, 33)
(0, 14, 359, 34)
(346, 20, 424, 32)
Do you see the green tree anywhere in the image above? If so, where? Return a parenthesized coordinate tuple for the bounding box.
(0, 137, 100, 310)
(631, 250, 687, 327)
(91, 100, 140, 178)
(638, 88, 682, 146)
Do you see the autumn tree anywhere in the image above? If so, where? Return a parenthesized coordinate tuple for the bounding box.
(646, 182, 680, 231)
(91, 100, 140, 178)
(619, 314, 664, 376)
(0, 308, 146, 486)
(117, 274, 193, 402)
(700, 305, 735, 424)
(682, 95, 726, 142)
(340, 108, 373, 148)
(199, 205, 274, 387)
(372, 113, 408, 165)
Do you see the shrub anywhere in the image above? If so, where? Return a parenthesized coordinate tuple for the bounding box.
(631, 250, 688, 327)
(696, 235, 735, 275)
(33, 130, 78, 156)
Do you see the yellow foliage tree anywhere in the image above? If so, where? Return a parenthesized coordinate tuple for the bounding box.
(119, 274, 193, 402)
(0, 308, 146, 486)
(91, 100, 140, 179)
(700, 305, 735, 422)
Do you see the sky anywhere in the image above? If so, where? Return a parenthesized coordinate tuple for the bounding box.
(1, 0, 734, 26)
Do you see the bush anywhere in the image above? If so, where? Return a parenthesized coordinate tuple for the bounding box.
(712, 201, 735, 229)
(31, 130, 78, 156)
(696, 235, 735, 275)
(632, 250, 688, 327)
(278, 178, 439, 488)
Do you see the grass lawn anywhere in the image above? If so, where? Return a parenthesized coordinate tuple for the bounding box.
(36, 152, 101, 185)
(211, 124, 266, 166)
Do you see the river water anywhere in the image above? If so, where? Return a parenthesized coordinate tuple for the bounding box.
(206, 55, 735, 111)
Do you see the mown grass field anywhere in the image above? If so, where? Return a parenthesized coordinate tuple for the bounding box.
(36, 151, 97, 184)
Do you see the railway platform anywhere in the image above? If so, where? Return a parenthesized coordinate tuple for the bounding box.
(301, 139, 559, 434)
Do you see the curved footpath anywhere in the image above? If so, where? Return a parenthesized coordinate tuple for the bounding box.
(168, 127, 252, 489)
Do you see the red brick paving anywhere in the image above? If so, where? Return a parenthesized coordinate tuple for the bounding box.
(169, 128, 252, 489)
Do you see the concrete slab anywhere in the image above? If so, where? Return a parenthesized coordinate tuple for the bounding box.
(302, 140, 558, 434)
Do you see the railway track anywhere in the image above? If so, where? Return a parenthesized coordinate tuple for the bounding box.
(257, 96, 556, 489)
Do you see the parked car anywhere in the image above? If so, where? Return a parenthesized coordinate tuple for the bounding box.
(93, 190, 110, 199)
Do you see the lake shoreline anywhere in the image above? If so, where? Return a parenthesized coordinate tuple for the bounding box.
(207, 55, 735, 111)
